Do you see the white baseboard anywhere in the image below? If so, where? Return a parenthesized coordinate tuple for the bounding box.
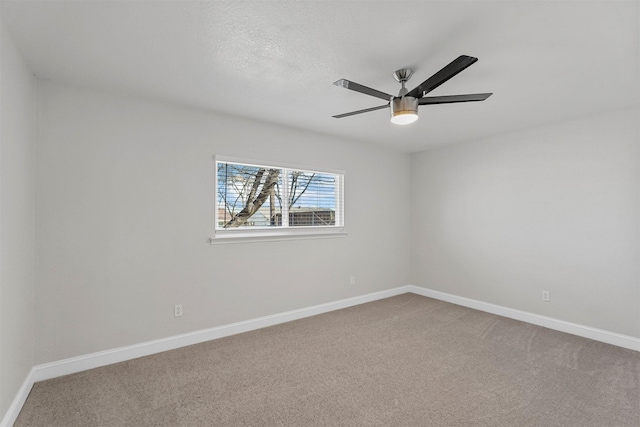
(408, 285, 640, 352)
(0, 368, 35, 427)
(30, 286, 411, 383)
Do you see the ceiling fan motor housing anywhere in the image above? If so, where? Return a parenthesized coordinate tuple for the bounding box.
(391, 96, 419, 124)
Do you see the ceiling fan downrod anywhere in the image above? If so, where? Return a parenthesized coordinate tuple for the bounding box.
(393, 68, 413, 97)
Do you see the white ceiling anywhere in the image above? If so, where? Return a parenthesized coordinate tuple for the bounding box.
(2, 1, 638, 152)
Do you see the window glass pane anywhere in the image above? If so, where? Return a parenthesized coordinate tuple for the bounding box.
(215, 158, 343, 236)
(217, 163, 283, 228)
(287, 171, 336, 227)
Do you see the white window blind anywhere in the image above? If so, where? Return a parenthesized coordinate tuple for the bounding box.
(214, 157, 344, 241)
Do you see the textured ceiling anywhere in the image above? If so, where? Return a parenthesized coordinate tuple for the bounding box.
(2, 1, 638, 152)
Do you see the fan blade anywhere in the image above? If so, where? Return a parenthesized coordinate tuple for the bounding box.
(406, 55, 478, 99)
(333, 79, 393, 101)
(419, 93, 492, 105)
(332, 104, 389, 118)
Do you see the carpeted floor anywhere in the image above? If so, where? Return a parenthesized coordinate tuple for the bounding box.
(15, 293, 640, 426)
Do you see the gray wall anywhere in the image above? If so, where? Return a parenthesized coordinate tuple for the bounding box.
(34, 81, 411, 364)
(410, 107, 640, 337)
(0, 24, 36, 418)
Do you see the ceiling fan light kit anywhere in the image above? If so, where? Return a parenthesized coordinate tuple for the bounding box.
(332, 55, 492, 126)
(390, 96, 418, 125)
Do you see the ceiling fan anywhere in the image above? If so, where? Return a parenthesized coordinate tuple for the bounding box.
(332, 55, 492, 125)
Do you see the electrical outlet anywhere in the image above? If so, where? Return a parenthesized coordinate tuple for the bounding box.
(350, 276, 356, 285)
(542, 291, 550, 302)
(174, 304, 183, 317)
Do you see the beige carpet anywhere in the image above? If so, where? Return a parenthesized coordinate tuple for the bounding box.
(15, 293, 640, 426)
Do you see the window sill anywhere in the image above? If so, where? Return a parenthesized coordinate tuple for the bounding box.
(208, 228, 347, 244)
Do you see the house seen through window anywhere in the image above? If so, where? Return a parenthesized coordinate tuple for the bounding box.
(215, 158, 344, 236)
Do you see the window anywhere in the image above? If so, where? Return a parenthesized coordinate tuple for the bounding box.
(213, 157, 345, 242)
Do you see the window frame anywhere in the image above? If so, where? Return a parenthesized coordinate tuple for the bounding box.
(211, 156, 346, 244)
